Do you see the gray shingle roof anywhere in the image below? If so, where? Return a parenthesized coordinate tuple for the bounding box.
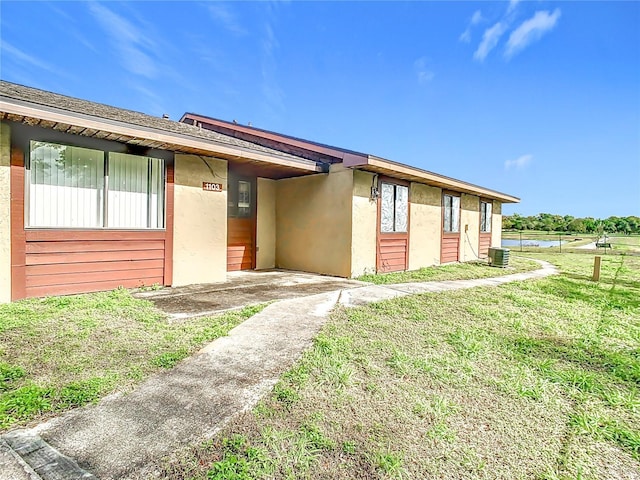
(0, 80, 311, 162)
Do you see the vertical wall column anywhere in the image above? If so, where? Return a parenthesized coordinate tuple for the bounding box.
(350, 170, 377, 277)
(460, 193, 480, 262)
(256, 177, 276, 270)
(408, 183, 443, 269)
(172, 154, 228, 286)
(0, 123, 11, 302)
(491, 201, 503, 247)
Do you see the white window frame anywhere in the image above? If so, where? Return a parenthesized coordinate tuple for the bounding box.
(480, 201, 492, 233)
(380, 182, 409, 233)
(443, 193, 461, 233)
(25, 140, 166, 230)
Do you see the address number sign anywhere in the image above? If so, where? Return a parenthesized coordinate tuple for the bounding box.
(202, 182, 223, 192)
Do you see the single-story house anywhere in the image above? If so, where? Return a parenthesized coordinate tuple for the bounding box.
(0, 81, 519, 302)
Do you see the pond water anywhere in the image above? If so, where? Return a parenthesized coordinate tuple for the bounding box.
(501, 239, 567, 248)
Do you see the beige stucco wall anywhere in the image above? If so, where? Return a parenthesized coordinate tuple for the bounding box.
(276, 164, 353, 277)
(491, 201, 503, 247)
(172, 154, 227, 286)
(460, 193, 481, 262)
(350, 170, 377, 276)
(408, 183, 443, 270)
(0, 123, 11, 303)
(256, 177, 276, 269)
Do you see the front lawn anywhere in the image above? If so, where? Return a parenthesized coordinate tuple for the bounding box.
(358, 255, 540, 284)
(0, 288, 263, 431)
(163, 253, 640, 479)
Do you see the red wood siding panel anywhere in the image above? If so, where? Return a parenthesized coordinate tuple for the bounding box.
(10, 145, 26, 301)
(441, 235, 460, 264)
(378, 236, 408, 273)
(479, 233, 492, 258)
(227, 218, 254, 271)
(164, 160, 174, 286)
(23, 230, 166, 298)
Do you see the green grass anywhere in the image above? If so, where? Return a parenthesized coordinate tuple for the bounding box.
(0, 289, 264, 431)
(357, 255, 540, 284)
(161, 252, 640, 479)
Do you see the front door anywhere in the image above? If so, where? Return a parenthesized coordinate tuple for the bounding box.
(377, 179, 409, 273)
(227, 173, 256, 271)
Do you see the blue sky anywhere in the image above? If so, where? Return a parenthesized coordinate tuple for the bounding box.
(1, 1, 639, 218)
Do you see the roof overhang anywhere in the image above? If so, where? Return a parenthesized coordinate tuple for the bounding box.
(182, 112, 367, 164)
(0, 97, 323, 178)
(344, 155, 520, 203)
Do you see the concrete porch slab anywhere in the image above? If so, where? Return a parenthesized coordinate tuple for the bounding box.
(134, 269, 367, 319)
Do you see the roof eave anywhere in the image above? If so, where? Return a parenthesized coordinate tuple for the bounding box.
(0, 97, 322, 174)
(344, 155, 520, 204)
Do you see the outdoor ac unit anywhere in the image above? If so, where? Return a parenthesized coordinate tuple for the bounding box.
(488, 247, 510, 268)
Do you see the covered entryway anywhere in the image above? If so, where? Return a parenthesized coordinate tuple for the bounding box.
(377, 178, 409, 272)
(227, 171, 256, 271)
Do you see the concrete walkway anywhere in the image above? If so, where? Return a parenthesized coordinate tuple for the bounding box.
(1, 260, 558, 480)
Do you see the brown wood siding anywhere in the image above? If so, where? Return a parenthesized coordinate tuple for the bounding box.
(441, 234, 460, 263)
(10, 145, 26, 300)
(23, 230, 166, 298)
(479, 233, 492, 258)
(227, 218, 254, 271)
(163, 159, 174, 286)
(377, 235, 408, 273)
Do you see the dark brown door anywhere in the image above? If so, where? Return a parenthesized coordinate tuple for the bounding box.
(227, 174, 256, 271)
(377, 179, 409, 273)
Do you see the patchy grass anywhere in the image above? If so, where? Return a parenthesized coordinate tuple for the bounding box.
(357, 255, 540, 284)
(162, 253, 639, 479)
(0, 288, 264, 431)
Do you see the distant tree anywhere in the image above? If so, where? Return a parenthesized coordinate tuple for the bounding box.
(502, 214, 640, 234)
(568, 218, 586, 233)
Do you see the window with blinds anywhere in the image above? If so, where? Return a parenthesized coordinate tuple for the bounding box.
(480, 201, 492, 233)
(380, 183, 408, 233)
(443, 194, 460, 233)
(27, 141, 165, 229)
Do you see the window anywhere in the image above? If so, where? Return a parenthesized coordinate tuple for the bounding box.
(480, 201, 492, 233)
(443, 194, 460, 233)
(27, 141, 165, 229)
(380, 183, 408, 233)
(227, 178, 253, 218)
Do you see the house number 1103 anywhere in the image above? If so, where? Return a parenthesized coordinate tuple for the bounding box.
(202, 182, 223, 192)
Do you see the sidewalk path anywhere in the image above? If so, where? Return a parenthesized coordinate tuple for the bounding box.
(1, 260, 558, 480)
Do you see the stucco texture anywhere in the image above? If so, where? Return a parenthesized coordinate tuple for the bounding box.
(460, 193, 480, 262)
(172, 154, 227, 286)
(0, 123, 10, 302)
(408, 183, 443, 270)
(256, 178, 276, 269)
(350, 170, 377, 277)
(491, 201, 503, 247)
(276, 164, 353, 278)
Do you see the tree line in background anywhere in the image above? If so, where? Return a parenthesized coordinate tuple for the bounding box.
(503, 213, 640, 235)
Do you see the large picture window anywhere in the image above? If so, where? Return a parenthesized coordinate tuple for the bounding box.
(380, 183, 408, 233)
(443, 194, 460, 233)
(27, 141, 165, 229)
(480, 201, 492, 233)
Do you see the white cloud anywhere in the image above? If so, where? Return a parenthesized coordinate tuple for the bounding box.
(414, 57, 435, 84)
(474, 22, 507, 62)
(505, 154, 533, 170)
(505, 9, 562, 59)
(87, 2, 159, 78)
(507, 0, 521, 14)
(1, 41, 71, 79)
(208, 3, 247, 36)
(459, 10, 483, 43)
